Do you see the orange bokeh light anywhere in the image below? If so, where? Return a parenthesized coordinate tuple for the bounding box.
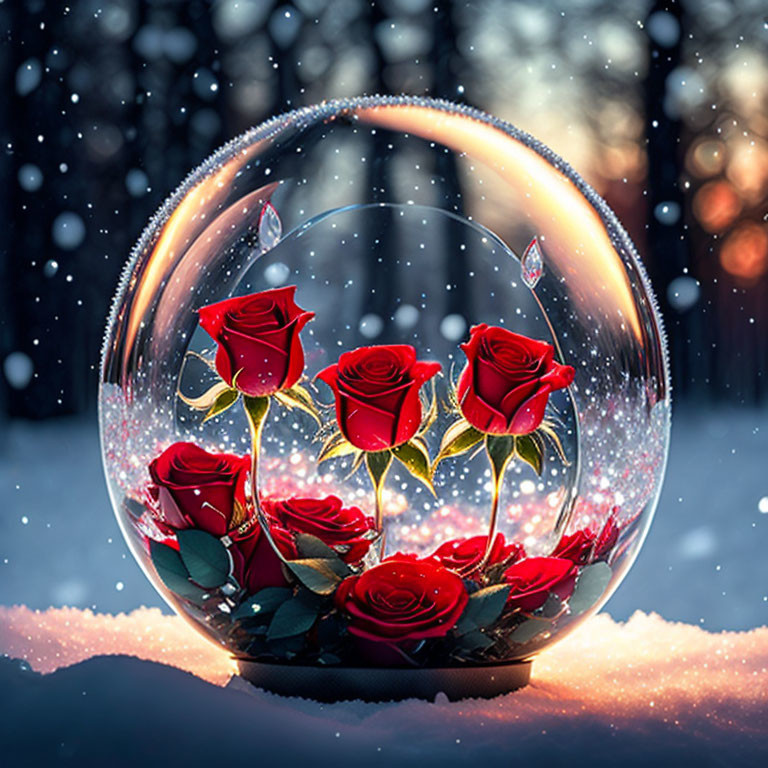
(692, 180, 742, 233)
(719, 222, 768, 280)
(686, 139, 726, 178)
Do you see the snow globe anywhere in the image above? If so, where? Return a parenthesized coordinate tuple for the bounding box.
(100, 96, 670, 701)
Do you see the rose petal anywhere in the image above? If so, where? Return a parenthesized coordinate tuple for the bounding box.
(506, 384, 552, 435)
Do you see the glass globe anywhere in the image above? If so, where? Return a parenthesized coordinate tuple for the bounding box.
(100, 96, 669, 700)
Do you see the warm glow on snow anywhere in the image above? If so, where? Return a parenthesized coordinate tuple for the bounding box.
(1, 605, 766, 737)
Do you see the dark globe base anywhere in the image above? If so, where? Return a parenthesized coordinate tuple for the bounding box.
(237, 659, 532, 702)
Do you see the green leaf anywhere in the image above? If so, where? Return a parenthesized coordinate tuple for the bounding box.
(295, 533, 341, 561)
(275, 384, 322, 425)
(569, 562, 612, 615)
(286, 558, 347, 595)
(540, 592, 566, 619)
(455, 630, 495, 653)
(176, 529, 232, 589)
(232, 587, 292, 619)
(149, 541, 209, 604)
(202, 387, 239, 423)
(419, 378, 439, 435)
(515, 434, 543, 476)
(122, 496, 146, 519)
(509, 618, 552, 645)
(266, 633, 306, 658)
(366, 450, 393, 489)
(454, 584, 511, 635)
(392, 440, 436, 495)
(317, 432, 357, 463)
(538, 421, 569, 465)
(433, 420, 484, 472)
(243, 395, 271, 441)
(267, 593, 321, 640)
(486, 435, 516, 484)
(178, 380, 232, 412)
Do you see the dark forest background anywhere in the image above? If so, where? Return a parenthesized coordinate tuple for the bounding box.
(1, 0, 767, 422)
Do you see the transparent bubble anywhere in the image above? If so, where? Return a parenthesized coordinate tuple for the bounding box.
(100, 97, 670, 676)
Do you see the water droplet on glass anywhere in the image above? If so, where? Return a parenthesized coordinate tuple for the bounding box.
(521, 237, 544, 289)
(258, 202, 282, 253)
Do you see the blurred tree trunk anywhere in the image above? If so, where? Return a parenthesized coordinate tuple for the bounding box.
(643, 0, 692, 398)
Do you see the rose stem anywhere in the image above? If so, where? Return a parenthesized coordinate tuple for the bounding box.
(242, 396, 287, 561)
(374, 474, 385, 531)
(365, 451, 393, 544)
(480, 436, 515, 568)
(481, 481, 502, 568)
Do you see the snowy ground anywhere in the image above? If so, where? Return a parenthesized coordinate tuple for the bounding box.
(1, 607, 766, 766)
(1, 404, 767, 630)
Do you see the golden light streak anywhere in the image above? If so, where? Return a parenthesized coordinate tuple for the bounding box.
(356, 103, 644, 343)
(122, 140, 267, 379)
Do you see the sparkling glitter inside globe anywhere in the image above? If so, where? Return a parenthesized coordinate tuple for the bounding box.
(100, 97, 669, 680)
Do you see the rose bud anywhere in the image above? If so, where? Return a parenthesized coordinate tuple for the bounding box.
(317, 344, 440, 452)
(334, 555, 468, 643)
(503, 556, 578, 613)
(198, 286, 314, 397)
(430, 533, 525, 579)
(261, 495, 376, 565)
(457, 324, 574, 435)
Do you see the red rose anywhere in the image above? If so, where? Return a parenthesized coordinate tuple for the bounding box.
(262, 495, 375, 565)
(457, 324, 574, 435)
(430, 533, 525, 579)
(147, 442, 288, 594)
(594, 514, 619, 559)
(229, 525, 288, 594)
(148, 442, 250, 537)
(198, 286, 314, 397)
(552, 515, 620, 565)
(335, 555, 468, 642)
(503, 556, 578, 612)
(317, 344, 440, 451)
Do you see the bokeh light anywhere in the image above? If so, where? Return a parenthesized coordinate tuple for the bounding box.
(719, 222, 768, 281)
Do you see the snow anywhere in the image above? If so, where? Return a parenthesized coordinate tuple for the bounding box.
(0, 607, 766, 766)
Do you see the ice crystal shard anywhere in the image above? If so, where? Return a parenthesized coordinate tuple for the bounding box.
(258, 202, 282, 253)
(521, 237, 544, 289)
